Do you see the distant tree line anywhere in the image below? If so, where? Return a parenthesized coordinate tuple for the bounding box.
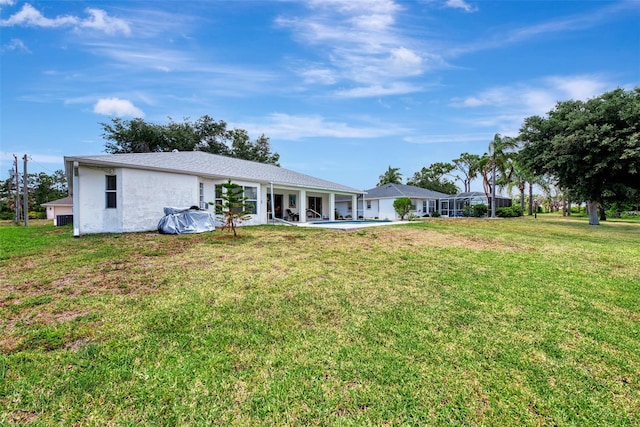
(101, 115, 280, 166)
(377, 87, 640, 225)
(0, 170, 67, 220)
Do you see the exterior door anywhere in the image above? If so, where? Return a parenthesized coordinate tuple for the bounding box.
(267, 194, 284, 219)
(308, 196, 322, 218)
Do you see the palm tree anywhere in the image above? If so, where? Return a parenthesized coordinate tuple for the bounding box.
(378, 166, 402, 186)
(481, 134, 519, 216)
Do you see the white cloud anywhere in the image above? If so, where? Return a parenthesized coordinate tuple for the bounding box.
(0, 4, 130, 35)
(0, 151, 63, 164)
(1, 4, 78, 28)
(452, 74, 611, 111)
(448, 74, 615, 136)
(0, 0, 16, 6)
(445, 0, 477, 13)
(93, 98, 144, 118)
(405, 132, 491, 144)
(2, 38, 30, 53)
(300, 67, 338, 85)
(240, 113, 405, 140)
(453, 1, 635, 56)
(335, 82, 422, 98)
(544, 75, 610, 101)
(275, 0, 436, 97)
(79, 8, 131, 36)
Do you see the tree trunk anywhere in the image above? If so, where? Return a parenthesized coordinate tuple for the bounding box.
(599, 205, 607, 221)
(586, 201, 600, 225)
(528, 183, 533, 215)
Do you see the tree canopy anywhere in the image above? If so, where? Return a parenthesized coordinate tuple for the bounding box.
(101, 115, 280, 166)
(0, 170, 68, 220)
(519, 88, 640, 224)
(377, 166, 403, 186)
(452, 153, 481, 193)
(407, 162, 458, 195)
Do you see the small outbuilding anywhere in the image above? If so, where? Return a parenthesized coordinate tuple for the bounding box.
(41, 195, 73, 225)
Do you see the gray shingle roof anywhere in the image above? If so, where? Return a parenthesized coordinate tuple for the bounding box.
(364, 183, 451, 199)
(64, 151, 361, 193)
(42, 195, 73, 206)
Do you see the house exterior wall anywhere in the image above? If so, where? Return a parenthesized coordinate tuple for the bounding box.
(377, 197, 434, 219)
(335, 201, 352, 219)
(378, 199, 398, 219)
(45, 205, 73, 221)
(75, 166, 121, 234)
(75, 166, 199, 234)
(364, 199, 379, 219)
(120, 168, 198, 232)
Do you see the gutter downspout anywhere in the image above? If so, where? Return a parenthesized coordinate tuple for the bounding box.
(72, 161, 80, 237)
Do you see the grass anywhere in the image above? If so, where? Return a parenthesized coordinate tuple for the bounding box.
(1, 217, 639, 426)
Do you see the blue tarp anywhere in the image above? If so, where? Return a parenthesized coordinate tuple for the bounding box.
(157, 207, 215, 234)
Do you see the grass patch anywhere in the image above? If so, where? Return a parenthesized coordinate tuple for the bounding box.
(1, 217, 639, 425)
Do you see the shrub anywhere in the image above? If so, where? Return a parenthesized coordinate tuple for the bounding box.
(430, 211, 441, 218)
(393, 197, 412, 220)
(496, 206, 523, 218)
(472, 204, 488, 217)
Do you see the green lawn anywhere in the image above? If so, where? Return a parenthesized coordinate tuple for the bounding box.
(1, 217, 639, 426)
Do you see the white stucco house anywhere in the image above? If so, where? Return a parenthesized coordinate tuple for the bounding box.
(41, 195, 73, 225)
(335, 183, 450, 220)
(64, 151, 363, 236)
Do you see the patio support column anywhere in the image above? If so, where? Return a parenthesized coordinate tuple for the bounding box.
(329, 193, 336, 221)
(351, 194, 357, 220)
(299, 190, 307, 223)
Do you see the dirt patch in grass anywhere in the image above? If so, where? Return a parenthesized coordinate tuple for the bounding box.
(360, 225, 520, 251)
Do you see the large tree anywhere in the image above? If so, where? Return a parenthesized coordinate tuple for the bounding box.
(479, 134, 519, 216)
(452, 152, 481, 193)
(407, 162, 458, 195)
(519, 88, 640, 225)
(377, 166, 402, 186)
(101, 115, 280, 165)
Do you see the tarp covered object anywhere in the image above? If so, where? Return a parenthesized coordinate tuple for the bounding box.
(157, 207, 216, 234)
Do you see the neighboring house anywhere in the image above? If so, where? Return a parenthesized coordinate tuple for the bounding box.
(41, 195, 73, 225)
(438, 191, 512, 217)
(335, 183, 450, 220)
(64, 151, 362, 236)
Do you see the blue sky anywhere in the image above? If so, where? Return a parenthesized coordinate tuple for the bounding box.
(1, 0, 638, 192)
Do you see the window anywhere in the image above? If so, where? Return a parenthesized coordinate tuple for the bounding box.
(244, 186, 257, 215)
(105, 175, 117, 208)
(215, 183, 257, 215)
(214, 184, 223, 212)
(199, 183, 206, 209)
(367, 200, 372, 209)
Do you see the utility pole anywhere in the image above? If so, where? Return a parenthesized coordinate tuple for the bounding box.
(13, 154, 20, 224)
(23, 154, 28, 226)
